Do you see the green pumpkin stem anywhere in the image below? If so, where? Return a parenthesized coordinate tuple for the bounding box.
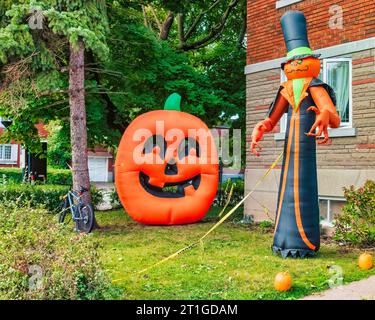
(164, 93, 181, 111)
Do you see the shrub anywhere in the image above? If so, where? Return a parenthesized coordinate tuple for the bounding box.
(333, 180, 375, 247)
(214, 178, 244, 207)
(0, 204, 119, 299)
(0, 167, 24, 184)
(259, 220, 274, 231)
(0, 184, 69, 213)
(0, 184, 103, 213)
(0, 167, 72, 185)
(91, 185, 104, 208)
(109, 188, 121, 209)
(46, 168, 73, 185)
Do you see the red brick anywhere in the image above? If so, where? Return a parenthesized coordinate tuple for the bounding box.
(247, 0, 375, 65)
(352, 78, 375, 86)
(254, 105, 269, 111)
(267, 75, 280, 81)
(357, 144, 375, 149)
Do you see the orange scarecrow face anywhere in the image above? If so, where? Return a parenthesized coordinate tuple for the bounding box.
(115, 95, 218, 225)
(283, 57, 320, 80)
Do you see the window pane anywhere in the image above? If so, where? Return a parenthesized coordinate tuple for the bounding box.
(318, 63, 323, 80)
(0, 146, 2, 159)
(331, 201, 345, 221)
(319, 199, 328, 222)
(4, 146, 11, 160)
(326, 61, 350, 123)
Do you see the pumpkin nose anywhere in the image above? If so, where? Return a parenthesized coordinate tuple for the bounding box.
(165, 148, 178, 165)
(165, 163, 178, 175)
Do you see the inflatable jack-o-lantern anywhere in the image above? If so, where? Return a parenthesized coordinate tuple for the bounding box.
(115, 93, 219, 225)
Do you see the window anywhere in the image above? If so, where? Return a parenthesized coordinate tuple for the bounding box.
(319, 197, 346, 226)
(279, 57, 352, 133)
(323, 58, 352, 127)
(0, 145, 12, 160)
(276, 0, 304, 9)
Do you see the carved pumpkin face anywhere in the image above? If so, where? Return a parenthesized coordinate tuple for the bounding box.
(283, 57, 320, 80)
(115, 95, 218, 225)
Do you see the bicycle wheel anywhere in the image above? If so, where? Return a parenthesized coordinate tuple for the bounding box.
(76, 203, 95, 233)
(58, 197, 69, 223)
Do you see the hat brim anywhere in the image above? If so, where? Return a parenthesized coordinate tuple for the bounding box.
(281, 53, 321, 69)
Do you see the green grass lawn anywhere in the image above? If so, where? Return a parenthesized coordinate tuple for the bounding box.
(94, 208, 375, 300)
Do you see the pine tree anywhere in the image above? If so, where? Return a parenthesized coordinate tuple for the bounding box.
(0, 0, 109, 204)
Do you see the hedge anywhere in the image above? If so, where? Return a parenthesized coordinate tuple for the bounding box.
(0, 167, 72, 185)
(0, 184, 69, 213)
(0, 184, 103, 213)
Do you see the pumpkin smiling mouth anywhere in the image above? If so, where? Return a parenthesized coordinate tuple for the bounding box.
(287, 66, 309, 73)
(139, 172, 201, 198)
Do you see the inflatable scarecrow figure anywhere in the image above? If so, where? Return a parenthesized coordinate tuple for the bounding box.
(250, 11, 341, 258)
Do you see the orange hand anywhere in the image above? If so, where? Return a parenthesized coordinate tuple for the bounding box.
(250, 94, 289, 156)
(310, 86, 341, 129)
(305, 106, 330, 144)
(251, 119, 273, 156)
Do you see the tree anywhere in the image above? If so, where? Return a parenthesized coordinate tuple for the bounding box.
(0, 0, 247, 174)
(69, 40, 90, 202)
(141, 0, 246, 50)
(0, 1, 109, 204)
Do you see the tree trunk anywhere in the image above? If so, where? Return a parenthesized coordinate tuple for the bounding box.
(69, 40, 91, 205)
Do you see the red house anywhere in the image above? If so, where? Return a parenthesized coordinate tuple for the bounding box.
(0, 121, 114, 182)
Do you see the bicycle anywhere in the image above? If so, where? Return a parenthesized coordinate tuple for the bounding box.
(58, 186, 95, 233)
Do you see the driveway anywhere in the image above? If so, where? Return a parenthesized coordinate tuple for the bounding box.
(302, 275, 375, 300)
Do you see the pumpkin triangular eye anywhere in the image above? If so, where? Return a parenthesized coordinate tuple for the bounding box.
(178, 137, 200, 159)
(143, 135, 166, 159)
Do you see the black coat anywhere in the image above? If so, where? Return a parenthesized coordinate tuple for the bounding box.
(270, 78, 336, 258)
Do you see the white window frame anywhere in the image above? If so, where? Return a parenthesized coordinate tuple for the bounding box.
(0, 144, 18, 164)
(0, 144, 12, 161)
(0, 117, 6, 129)
(319, 196, 346, 227)
(276, 0, 304, 9)
(276, 57, 353, 139)
(323, 57, 353, 128)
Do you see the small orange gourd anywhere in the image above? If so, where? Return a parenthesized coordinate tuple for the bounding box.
(274, 271, 292, 292)
(358, 253, 373, 270)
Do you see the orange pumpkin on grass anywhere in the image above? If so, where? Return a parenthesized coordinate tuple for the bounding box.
(358, 253, 373, 270)
(274, 271, 292, 292)
(115, 93, 219, 225)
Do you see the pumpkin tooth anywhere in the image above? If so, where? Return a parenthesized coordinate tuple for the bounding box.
(148, 177, 165, 188)
(183, 185, 195, 196)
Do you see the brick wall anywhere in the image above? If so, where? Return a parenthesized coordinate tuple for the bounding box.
(247, 0, 375, 65)
(246, 48, 375, 170)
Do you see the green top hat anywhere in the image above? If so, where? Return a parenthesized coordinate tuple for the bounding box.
(280, 11, 320, 69)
